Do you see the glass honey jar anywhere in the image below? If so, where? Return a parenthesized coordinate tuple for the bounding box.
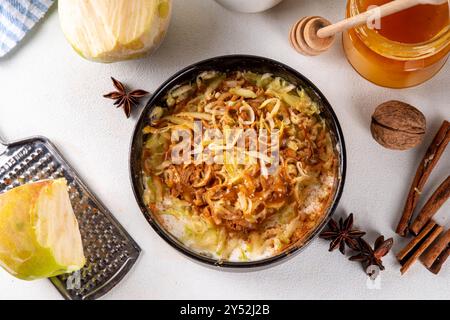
(343, 0, 450, 88)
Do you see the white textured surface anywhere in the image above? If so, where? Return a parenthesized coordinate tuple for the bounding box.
(0, 0, 449, 300)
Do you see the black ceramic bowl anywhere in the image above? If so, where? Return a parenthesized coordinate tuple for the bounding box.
(130, 55, 346, 270)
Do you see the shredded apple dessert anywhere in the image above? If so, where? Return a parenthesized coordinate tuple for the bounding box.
(141, 71, 338, 262)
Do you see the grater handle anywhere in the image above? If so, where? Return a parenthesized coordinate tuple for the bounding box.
(0, 133, 8, 156)
(0, 134, 7, 146)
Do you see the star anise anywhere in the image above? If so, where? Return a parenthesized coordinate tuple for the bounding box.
(349, 236, 394, 272)
(319, 214, 366, 254)
(103, 77, 149, 118)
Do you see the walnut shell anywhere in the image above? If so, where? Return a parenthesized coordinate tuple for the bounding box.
(371, 101, 426, 150)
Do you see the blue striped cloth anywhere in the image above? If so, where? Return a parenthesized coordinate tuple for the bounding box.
(0, 0, 54, 57)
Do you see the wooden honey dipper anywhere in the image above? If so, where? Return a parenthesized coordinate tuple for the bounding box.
(290, 0, 448, 56)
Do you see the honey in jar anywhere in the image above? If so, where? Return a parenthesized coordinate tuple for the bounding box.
(343, 0, 450, 88)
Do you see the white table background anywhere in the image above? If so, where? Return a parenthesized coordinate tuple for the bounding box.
(0, 0, 449, 300)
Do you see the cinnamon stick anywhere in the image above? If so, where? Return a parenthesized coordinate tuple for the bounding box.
(396, 120, 450, 237)
(397, 220, 443, 275)
(420, 229, 450, 274)
(410, 176, 450, 235)
(429, 246, 449, 275)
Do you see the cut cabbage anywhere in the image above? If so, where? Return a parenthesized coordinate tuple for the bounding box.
(229, 87, 257, 99)
(59, 0, 172, 63)
(0, 179, 85, 280)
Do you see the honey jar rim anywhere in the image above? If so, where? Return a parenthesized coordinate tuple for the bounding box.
(348, 0, 450, 60)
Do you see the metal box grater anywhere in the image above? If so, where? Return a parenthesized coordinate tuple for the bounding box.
(0, 135, 141, 300)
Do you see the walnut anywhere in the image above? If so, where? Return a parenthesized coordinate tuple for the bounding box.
(371, 101, 426, 150)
